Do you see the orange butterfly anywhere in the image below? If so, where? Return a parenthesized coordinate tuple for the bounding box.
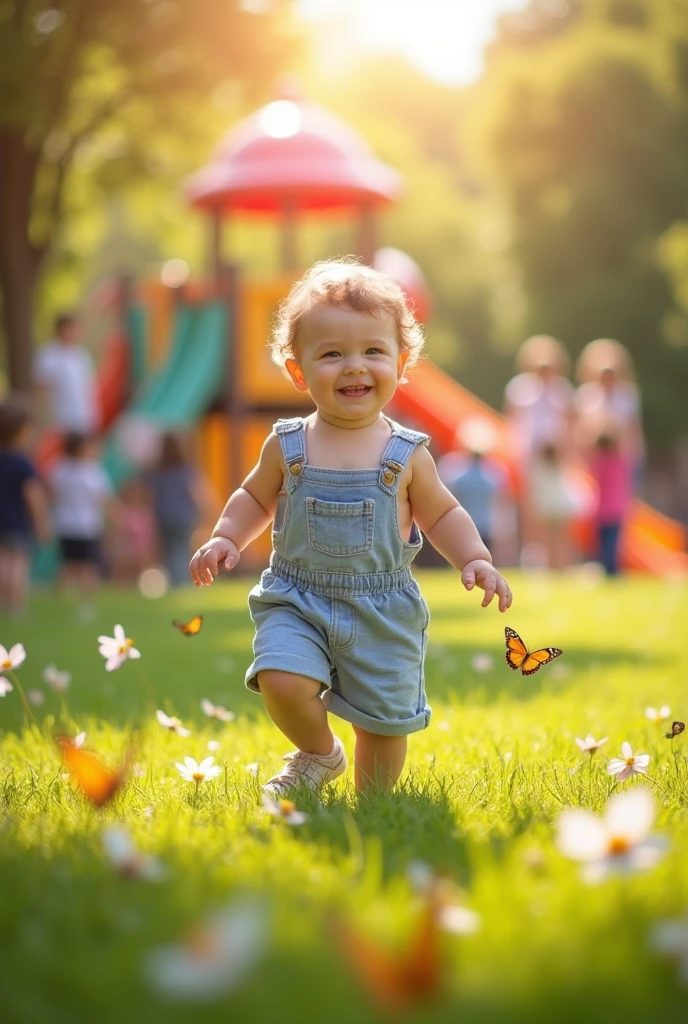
(505, 626, 563, 676)
(57, 736, 131, 807)
(172, 615, 203, 636)
(335, 899, 442, 1012)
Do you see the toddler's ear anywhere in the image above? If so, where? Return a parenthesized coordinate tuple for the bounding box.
(285, 358, 309, 393)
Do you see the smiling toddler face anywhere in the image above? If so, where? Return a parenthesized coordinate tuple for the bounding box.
(285, 303, 408, 424)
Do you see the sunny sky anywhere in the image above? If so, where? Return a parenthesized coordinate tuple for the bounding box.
(297, 0, 530, 86)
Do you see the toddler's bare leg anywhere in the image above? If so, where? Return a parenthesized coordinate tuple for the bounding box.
(352, 726, 407, 792)
(258, 670, 334, 756)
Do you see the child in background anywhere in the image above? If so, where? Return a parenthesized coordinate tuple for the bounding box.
(50, 432, 119, 594)
(146, 432, 216, 587)
(588, 430, 632, 576)
(529, 441, 577, 570)
(109, 478, 156, 584)
(438, 421, 505, 552)
(190, 260, 512, 796)
(0, 398, 51, 615)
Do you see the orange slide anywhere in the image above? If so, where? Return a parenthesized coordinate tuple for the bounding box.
(391, 359, 688, 576)
(35, 331, 129, 471)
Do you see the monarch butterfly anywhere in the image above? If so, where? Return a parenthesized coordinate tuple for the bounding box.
(57, 736, 131, 806)
(172, 615, 204, 636)
(504, 626, 563, 676)
(335, 899, 442, 1012)
(666, 721, 685, 739)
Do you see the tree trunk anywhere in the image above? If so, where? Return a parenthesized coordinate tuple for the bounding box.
(0, 128, 41, 393)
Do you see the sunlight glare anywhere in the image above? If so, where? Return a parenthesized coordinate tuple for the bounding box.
(259, 100, 302, 139)
(298, 0, 529, 86)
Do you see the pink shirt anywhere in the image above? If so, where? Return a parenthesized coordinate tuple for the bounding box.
(589, 452, 633, 523)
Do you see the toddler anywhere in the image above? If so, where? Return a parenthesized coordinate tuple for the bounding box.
(0, 398, 51, 615)
(190, 261, 512, 795)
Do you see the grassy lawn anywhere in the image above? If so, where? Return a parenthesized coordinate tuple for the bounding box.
(1, 569, 688, 1024)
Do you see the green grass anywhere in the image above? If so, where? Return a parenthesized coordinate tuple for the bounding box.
(2, 569, 688, 1024)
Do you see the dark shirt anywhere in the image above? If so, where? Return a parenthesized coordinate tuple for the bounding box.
(146, 466, 198, 530)
(0, 450, 37, 534)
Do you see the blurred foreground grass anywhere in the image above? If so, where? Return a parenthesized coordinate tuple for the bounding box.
(1, 569, 688, 1024)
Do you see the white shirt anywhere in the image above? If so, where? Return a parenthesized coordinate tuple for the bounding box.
(34, 342, 98, 432)
(504, 372, 574, 459)
(50, 459, 112, 538)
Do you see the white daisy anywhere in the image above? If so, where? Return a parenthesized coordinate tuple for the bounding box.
(27, 689, 44, 705)
(97, 625, 141, 672)
(102, 826, 165, 881)
(207, 740, 221, 752)
(649, 917, 688, 985)
(156, 710, 191, 737)
(261, 794, 308, 825)
(607, 741, 650, 781)
(406, 859, 481, 934)
(556, 787, 666, 882)
(145, 899, 268, 1000)
(200, 698, 235, 722)
(471, 653, 493, 673)
(0, 678, 13, 696)
(42, 665, 71, 692)
(575, 734, 608, 754)
(0, 643, 26, 672)
(175, 756, 222, 783)
(646, 705, 671, 723)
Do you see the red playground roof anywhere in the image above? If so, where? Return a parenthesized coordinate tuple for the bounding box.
(186, 99, 402, 214)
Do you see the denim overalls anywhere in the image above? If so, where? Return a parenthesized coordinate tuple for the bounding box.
(245, 416, 432, 737)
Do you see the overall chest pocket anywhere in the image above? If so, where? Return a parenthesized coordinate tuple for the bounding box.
(306, 497, 375, 556)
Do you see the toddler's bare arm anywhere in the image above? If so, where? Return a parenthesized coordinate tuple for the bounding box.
(190, 433, 283, 586)
(408, 446, 512, 611)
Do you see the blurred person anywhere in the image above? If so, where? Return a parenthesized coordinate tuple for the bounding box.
(146, 431, 216, 587)
(503, 335, 576, 560)
(437, 419, 506, 551)
(587, 428, 633, 576)
(0, 398, 51, 615)
(574, 339, 645, 484)
(529, 441, 578, 570)
(49, 432, 119, 594)
(108, 478, 156, 584)
(33, 312, 99, 434)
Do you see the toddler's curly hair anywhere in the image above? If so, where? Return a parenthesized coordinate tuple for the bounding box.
(270, 259, 425, 378)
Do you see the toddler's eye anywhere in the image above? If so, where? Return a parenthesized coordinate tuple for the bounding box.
(366, 347, 383, 355)
(321, 351, 340, 359)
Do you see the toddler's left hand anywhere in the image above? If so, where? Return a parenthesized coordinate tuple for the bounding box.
(461, 559, 512, 612)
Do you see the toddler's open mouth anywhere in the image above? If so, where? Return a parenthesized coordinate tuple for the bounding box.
(337, 385, 373, 397)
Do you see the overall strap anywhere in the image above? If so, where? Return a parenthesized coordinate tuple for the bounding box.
(378, 420, 431, 493)
(274, 418, 306, 490)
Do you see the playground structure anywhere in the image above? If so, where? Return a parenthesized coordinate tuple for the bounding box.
(38, 93, 687, 577)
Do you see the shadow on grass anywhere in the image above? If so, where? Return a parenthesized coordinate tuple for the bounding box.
(291, 776, 474, 886)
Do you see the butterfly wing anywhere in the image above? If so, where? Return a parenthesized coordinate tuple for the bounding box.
(504, 627, 527, 671)
(172, 615, 203, 636)
(336, 918, 406, 1011)
(57, 737, 129, 806)
(520, 647, 563, 676)
(336, 902, 441, 1012)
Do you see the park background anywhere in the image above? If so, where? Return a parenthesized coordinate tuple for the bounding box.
(2, 2, 688, 1023)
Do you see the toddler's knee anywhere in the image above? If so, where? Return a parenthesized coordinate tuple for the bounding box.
(257, 670, 320, 702)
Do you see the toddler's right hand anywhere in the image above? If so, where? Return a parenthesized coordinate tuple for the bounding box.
(189, 536, 240, 587)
